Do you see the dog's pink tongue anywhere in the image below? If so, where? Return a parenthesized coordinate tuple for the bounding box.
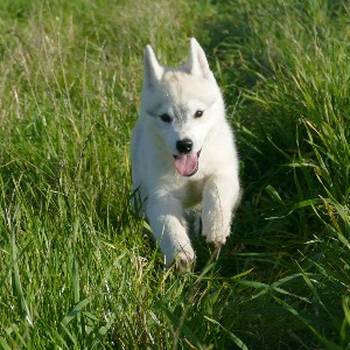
(174, 154, 198, 176)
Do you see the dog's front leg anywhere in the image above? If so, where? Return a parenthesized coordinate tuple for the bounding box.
(146, 194, 195, 270)
(202, 175, 240, 248)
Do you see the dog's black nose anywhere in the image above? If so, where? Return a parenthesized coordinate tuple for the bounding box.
(176, 138, 193, 154)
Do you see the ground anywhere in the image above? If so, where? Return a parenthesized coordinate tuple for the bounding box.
(0, 0, 349, 349)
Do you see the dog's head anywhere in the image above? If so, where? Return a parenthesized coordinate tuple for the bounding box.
(140, 38, 224, 177)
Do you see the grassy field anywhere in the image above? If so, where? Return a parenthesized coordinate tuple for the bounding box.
(0, 0, 349, 348)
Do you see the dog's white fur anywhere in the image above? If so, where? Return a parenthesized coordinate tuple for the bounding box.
(132, 38, 240, 269)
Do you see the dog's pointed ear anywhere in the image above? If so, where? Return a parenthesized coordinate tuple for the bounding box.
(186, 38, 211, 78)
(144, 45, 163, 86)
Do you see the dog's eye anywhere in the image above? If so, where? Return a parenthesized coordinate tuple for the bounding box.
(160, 113, 172, 123)
(194, 110, 204, 118)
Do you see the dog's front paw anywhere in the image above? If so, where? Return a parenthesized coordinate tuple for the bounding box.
(202, 234, 227, 261)
(205, 235, 227, 249)
(202, 227, 229, 249)
(165, 246, 195, 272)
(174, 250, 195, 272)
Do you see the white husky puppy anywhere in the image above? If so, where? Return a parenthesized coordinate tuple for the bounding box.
(132, 38, 241, 269)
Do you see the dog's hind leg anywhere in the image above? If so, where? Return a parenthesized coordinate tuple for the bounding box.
(146, 194, 195, 270)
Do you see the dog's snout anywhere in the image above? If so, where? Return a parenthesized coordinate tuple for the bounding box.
(176, 138, 193, 154)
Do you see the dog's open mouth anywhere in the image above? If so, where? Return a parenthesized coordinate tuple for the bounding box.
(173, 150, 201, 177)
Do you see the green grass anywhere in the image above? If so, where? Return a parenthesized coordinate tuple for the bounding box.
(0, 0, 349, 348)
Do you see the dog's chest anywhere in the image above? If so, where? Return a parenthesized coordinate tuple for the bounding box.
(173, 178, 206, 208)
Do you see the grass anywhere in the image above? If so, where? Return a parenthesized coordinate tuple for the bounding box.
(0, 0, 349, 348)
